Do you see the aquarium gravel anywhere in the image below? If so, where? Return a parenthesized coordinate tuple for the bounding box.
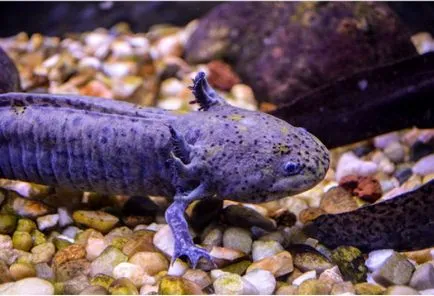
(0, 21, 434, 295)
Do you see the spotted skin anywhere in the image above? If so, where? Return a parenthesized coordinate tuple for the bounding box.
(0, 70, 329, 266)
(304, 179, 434, 252)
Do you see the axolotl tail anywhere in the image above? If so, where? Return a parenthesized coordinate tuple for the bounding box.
(304, 179, 434, 252)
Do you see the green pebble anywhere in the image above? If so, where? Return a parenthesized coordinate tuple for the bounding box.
(16, 218, 37, 233)
(90, 274, 115, 290)
(54, 281, 65, 295)
(72, 210, 119, 234)
(331, 246, 368, 284)
(31, 229, 47, 246)
(0, 214, 17, 234)
(12, 231, 33, 251)
(108, 278, 138, 295)
(53, 236, 72, 250)
(110, 237, 129, 250)
(222, 260, 252, 275)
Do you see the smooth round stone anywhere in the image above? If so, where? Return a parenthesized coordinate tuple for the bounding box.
(320, 186, 358, 214)
(153, 225, 174, 257)
(413, 154, 434, 176)
(31, 242, 55, 264)
(366, 249, 395, 272)
(252, 240, 284, 261)
(297, 279, 332, 295)
(372, 252, 415, 286)
(182, 269, 212, 289)
(410, 263, 434, 290)
(384, 141, 406, 163)
(319, 266, 344, 285)
(128, 251, 169, 276)
(158, 275, 204, 295)
(223, 227, 252, 254)
(113, 262, 146, 287)
(0, 277, 54, 294)
(213, 273, 258, 295)
(243, 269, 276, 295)
(335, 152, 378, 181)
(294, 251, 333, 274)
(394, 167, 414, 184)
(0, 234, 13, 249)
(9, 262, 36, 280)
(374, 132, 400, 149)
(89, 246, 128, 277)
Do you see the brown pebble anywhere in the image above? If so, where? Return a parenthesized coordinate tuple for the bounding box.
(53, 244, 86, 267)
(299, 207, 326, 224)
(207, 60, 241, 91)
(272, 209, 297, 227)
(320, 187, 358, 214)
(354, 176, 382, 202)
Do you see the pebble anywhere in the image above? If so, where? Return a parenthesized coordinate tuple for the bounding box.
(223, 227, 252, 254)
(122, 230, 156, 257)
(113, 262, 147, 287)
(167, 258, 189, 277)
(31, 242, 55, 264)
(12, 197, 50, 218)
(366, 249, 395, 272)
(36, 214, 59, 231)
(243, 269, 276, 295)
(57, 207, 73, 228)
(158, 275, 204, 295)
(386, 285, 420, 295)
(201, 226, 223, 247)
(374, 132, 400, 149)
(221, 260, 252, 275)
(335, 152, 378, 181)
(85, 232, 106, 261)
(16, 218, 37, 233)
(9, 262, 36, 280)
(354, 282, 386, 295)
(55, 259, 90, 281)
(34, 263, 54, 281)
(331, 281, 355, 295)
(247, 250, 294, 277)
(331, 246, 367, 284)
(128, 251, 169, 276)
(0, 234, 13, 250)
(207, 60, 241, 91)
(319, 266, 344, 285)
(12, 231, 33, 251)
(297, 279, 332, 295)
(0, 277, 54, 295)
(352, 144, 374, 158)
(294, 251, 334, 273)
(275, 284, 299, 295)
(403, 247, 434, 264)
(182, 269, 212, 289)
(320, 186, 358, 214)
(395, 167, 414, 184)
(153, 225, 174, 257)
(372, 252, 415, 286)
(420, 288, 434, 295)
(213, 272, 258, 295)
(139, 284, 158, 295)
(0, 214, 18, 234)
(209, 246, 245, 262)
(410, 263, 434, 290)
(384, 141, 406, 163)
(73, 210, 119, 234)
(53, 244, 86, 267)
(298, 207, 326, 224)
(108, 277, 138, 295)
(372, 151, 396, 174)
(282, 197, 309, 217)
(79, 285, 108, 295)
(89, 246, 128, 277)
(413, 154, 434, 176)
(292, 270, 317, 286)
(251, 240, 284, 261)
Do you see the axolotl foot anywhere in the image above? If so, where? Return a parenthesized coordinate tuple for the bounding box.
(172, 240, 215, 268)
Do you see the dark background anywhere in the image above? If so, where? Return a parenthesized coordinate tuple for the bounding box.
(0, 2, 434, 37)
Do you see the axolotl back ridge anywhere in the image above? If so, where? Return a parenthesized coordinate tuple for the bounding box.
(0, 49, 329, 267)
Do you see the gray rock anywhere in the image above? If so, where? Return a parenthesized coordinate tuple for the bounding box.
(223, 227, 252, 254)
(386, 285, 420, 295)
(410, 263, 434, 290)
(384, 142, 406, 163)
(252, 240, 284, 261)
(373, 252, 415, 286)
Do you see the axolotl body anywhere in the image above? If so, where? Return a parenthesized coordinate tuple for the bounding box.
(0, 49, 329, 266)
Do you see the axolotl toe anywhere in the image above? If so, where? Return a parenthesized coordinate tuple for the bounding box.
(0, 49, 330, 267)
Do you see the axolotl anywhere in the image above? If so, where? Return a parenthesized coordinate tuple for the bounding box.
(0, 50, 329, 267)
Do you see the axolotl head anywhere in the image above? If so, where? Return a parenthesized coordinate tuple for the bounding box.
(185, 72, 330, 203)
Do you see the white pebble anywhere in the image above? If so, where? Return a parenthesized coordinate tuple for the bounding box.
(252, 240, 284, 261)
(153, 225, 174, 257)
(0, 234, 13, 250)
(61, 226, 80, 240)
(413, 154, 434, 176)
(335, 152, 378, 181)
(36, 214, 59, 231)
(58, 207, 73, 227)
(167, 258, 188, 277)
(0, 277, 54, 295)
(365, 249, 395, 272)
(374, 132, 400, 149)
(243, 269, 276, 295)
(139, 284, 158, 295)
(157, 97, 183, 110)
(78, 57, 101, 70)
(292, 270, 317, 286)
(160, 78, 185, 98)
(86, 234, 107, 261)
(113, 262, 147, 287)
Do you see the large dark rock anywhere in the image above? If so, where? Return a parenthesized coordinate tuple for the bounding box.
(185, 2, 417, 105)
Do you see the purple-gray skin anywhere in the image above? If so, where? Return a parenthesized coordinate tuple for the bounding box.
(0, 72, 329, 267)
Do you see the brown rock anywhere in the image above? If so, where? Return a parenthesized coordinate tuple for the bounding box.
(299, 207, 326, 224)
(207, 60, 241, 91)
(53, 244, 86, 267)
(122, 231, 156, 257)
(247, 250, 293, 277)
(320, 186, 358, 214)
(297, 279, 332, 295)
(55, 259, 91, 282)
(354, 176, 383, 202)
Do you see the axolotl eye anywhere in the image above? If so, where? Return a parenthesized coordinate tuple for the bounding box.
(283, 161, 303, 176)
